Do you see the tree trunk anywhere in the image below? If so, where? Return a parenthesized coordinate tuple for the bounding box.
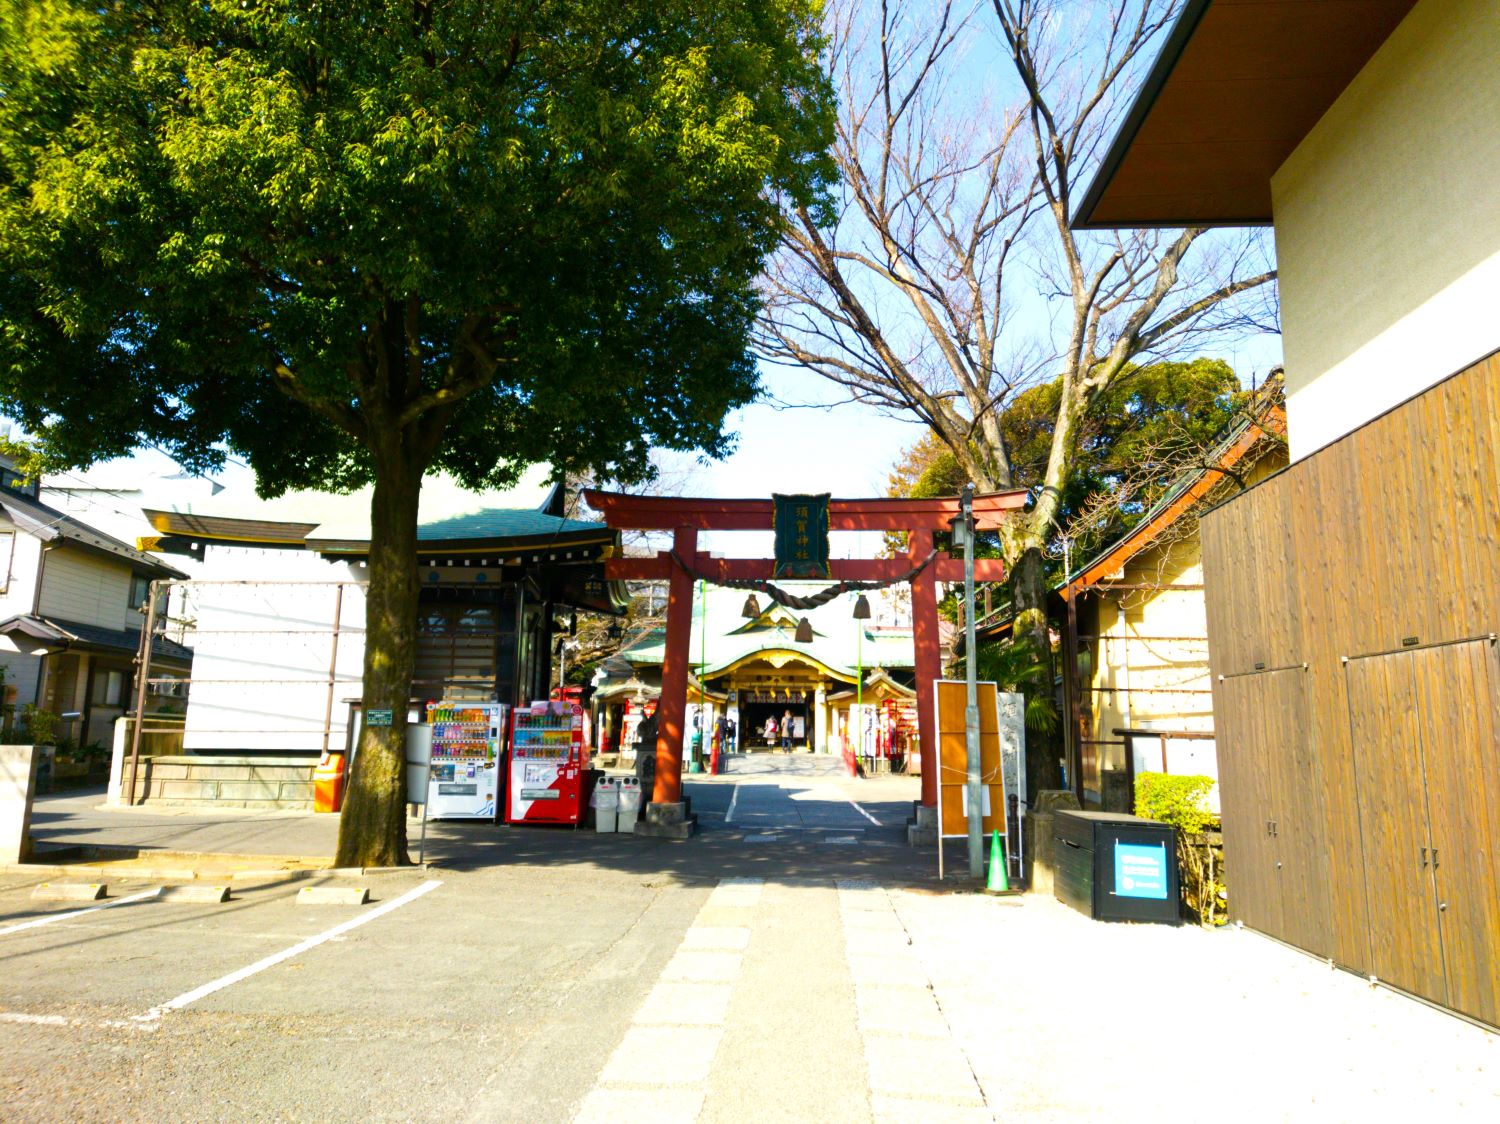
(334, 452, 423, 868)
(1010, 539, 1063, 802)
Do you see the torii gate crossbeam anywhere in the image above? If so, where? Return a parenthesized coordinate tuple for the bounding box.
(585, 490, 1027, 840)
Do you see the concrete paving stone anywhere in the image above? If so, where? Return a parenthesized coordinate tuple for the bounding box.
(870, 1094, 997, 1123)
(599, 1025, 725, 1086)
(574, 1087, 706, 1124)
(863, 1035, 985, 1104)
(843, 929, 914, 957)
(633, 981, 734, 1027)
(836, 878, 881, 892)
(662, 949, 743, 983)
(854, 985, 950, 1038)
(743, 834, 779, 842)
(846, 953, 929, 988)
(841, 911, 908, 934)
(693, 905, 757, 929)
(681, 925, 751, 951)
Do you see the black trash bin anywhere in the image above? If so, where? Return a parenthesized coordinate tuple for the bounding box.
(1053, 810, 1179, 924)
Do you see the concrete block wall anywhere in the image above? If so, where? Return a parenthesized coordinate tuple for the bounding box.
(138, 756, 316, 810)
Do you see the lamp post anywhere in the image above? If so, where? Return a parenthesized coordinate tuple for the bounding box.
(689, 577, 707, 773)
(853, 594, 871, 766)
(954, 484, 983, 880)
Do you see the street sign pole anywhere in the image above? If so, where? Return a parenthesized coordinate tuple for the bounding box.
(961, 484, 984, 880)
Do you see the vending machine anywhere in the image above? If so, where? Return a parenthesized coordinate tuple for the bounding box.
(506, 700, 585, 825)
(426, 701, 507, 820)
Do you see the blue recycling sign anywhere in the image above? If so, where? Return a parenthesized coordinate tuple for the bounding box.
(1113, 842, 1170, 899)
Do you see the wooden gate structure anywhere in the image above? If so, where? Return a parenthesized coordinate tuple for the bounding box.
(584, 490, 1027, 838)
(1202, 350, 1500, 1028)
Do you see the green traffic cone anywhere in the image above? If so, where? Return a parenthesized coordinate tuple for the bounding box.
(986, 829, 1009, 892)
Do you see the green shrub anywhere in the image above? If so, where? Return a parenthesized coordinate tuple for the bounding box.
(1134, 772, 1217, 834)
(18, 705, 59, 746)
(1135, 771, 1227, 927)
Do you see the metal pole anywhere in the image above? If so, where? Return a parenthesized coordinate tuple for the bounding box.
(962, 484, 983, 881)
(126, 581, 160, 807)
(321, 583, 344, 755)
(856, 613, 863, 764)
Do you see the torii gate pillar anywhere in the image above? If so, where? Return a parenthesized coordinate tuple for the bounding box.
(644, 526, 696, 837)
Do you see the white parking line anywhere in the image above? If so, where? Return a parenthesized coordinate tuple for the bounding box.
(132, 879, 441, 1024)
(0, 889, 162, 937)
(725, 784, 741, 823)
(847, 798, 882, 827)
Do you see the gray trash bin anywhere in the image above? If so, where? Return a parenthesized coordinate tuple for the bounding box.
(592, 776, 620, 834)
(617, 776, 642, 833)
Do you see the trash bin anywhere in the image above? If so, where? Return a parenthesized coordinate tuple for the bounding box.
(1053, 810, 1179, 924)
(617, 776, 642, 833)
(592, 776, 620, 834)
(313, 750, 347, 813)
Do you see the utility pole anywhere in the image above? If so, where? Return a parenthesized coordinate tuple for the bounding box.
(960, 484, 983, 880)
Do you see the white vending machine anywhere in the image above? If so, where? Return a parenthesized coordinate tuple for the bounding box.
(425, 701, 508, 820)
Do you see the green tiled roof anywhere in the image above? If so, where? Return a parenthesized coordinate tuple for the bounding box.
(618, 584, 914, 679)
(417, 510, 607, 542)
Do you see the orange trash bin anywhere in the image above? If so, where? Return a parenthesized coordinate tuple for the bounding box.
(313, 750, 346, 813)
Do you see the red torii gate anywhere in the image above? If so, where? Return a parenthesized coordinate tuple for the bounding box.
(584, 490, 1027, 838)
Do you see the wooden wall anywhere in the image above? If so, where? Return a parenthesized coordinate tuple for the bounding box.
(1202, 349, 1500, 1027)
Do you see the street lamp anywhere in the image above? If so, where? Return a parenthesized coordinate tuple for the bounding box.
(852, 593, 870, 764)
(950, 484, 983, 880)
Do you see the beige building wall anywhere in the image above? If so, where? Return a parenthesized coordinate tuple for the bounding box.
(1271, 0, 1500, 460)
(35, 549, 137, 631)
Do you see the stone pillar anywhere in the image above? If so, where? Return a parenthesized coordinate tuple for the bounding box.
(814, 686, 828, 753)
(1, 745, 39, 865)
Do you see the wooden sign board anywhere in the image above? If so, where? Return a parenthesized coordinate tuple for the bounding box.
(934, 680, 1007, 839)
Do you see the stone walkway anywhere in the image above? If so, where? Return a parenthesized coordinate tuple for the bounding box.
(571, 875, 1499, 1122)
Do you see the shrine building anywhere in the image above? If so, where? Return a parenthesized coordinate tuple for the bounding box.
(592, 584, 919, 767)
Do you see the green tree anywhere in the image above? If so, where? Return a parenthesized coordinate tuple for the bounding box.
(0, 0, 834, 865)
(889, 358, 1244, 571)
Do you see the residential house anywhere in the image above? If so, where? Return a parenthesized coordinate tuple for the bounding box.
(1075, 0, 1500, 1026)
(1057, 399, 1288, 810)
(0, 459, 191, 749)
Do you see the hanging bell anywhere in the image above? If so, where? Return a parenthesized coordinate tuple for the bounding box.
(741, 593, 762, 619)
(852, 594, 871, 620)
(795, 616, 813, 643)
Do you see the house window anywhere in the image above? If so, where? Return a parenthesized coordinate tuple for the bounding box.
(93, 669, 125, 707)
(0, 530, 12, 594)
(129, 575, 152, 609)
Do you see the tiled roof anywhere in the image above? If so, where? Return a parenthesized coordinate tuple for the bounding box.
(0, 488, 188, 578)
(415, 510, 610, 543)
(0, 614, 192, 663)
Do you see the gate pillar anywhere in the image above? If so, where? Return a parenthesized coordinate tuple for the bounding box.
(637, 525, 697, 838)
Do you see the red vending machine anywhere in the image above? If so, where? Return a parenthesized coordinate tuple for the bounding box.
(505, 700, 586, 825)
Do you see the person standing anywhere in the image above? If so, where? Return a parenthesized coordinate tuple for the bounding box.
(726, 716, 738, 754)
(780, 709, 793, 752)
(763, 714, 777, 748)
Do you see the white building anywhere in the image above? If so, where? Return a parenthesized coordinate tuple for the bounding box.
(140, 466, 621, 756)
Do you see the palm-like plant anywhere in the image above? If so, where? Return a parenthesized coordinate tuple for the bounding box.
(975, 638, 1060, 735)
